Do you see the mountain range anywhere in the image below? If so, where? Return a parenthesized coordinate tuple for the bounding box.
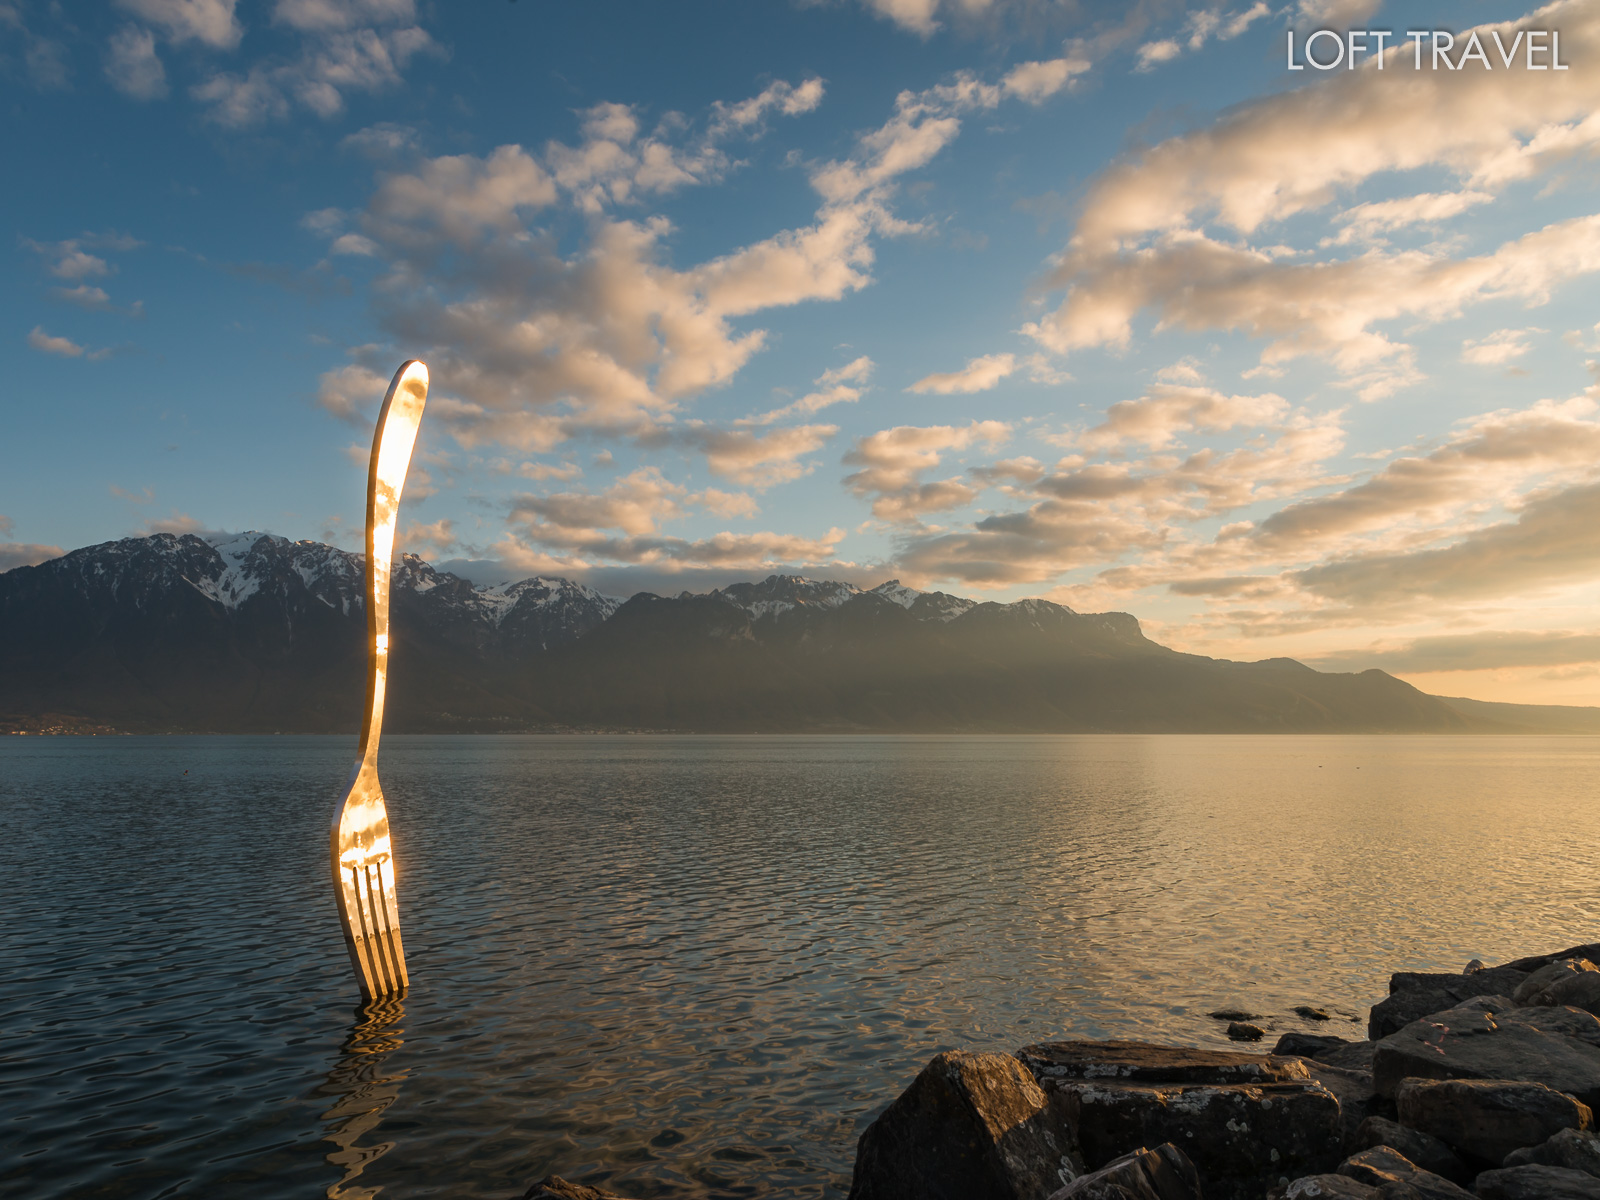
(0, 532, 1587, 735)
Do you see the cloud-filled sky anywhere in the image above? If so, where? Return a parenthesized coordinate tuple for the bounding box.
(5, 0, 1600, 704)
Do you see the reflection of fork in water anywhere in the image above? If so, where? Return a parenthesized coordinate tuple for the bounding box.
(319, 996, 409, 1200)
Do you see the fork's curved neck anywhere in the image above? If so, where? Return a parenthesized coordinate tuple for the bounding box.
(357, 361, 430, 771)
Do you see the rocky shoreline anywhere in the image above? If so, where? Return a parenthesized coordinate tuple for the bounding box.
(521, 942, 1600, 1200)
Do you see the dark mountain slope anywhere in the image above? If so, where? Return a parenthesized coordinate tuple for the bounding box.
(0, 533, 1492, 734)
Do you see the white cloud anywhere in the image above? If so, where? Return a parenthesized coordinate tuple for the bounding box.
(116, 0, 241, 49)
(1309, 631, 1600, 674)
(1294, 0, 1381, 26)
(503, 468, 841, 569)
(681, 423, 839, 488)
(105, 26, 168, 99)
(1294, 479, 1600, 607)
(330, 232, 379, 256)
(1002, 56, 1090, 103)
(1221, 3, 1270, 39)
(1024, 1, 1600, 385)
(48, 250, 110, 280)
(747, 357, 876, 426)
(692, 487, 760, 519)
(908, 352, 1016, 394)
(273, 0, 415, 33)
(709, 76, 826, 136)
(844, 419, 1009, 520)
(1026, 214, 1600, 396)
(818, 355, 874, 387)
(511, 468, 685, 540)
(516, 460, 583, 482)
(1331, 191, 1495, 245)
(1251, 397, 1600, 555)
(28, 326, 85, 357)
(51, 284, 112, 309)
(399, 516, 456, 557)
(1135, 39, 1180, 70)
(1461, 327, 1542, 366)
(192, 22, 439, 125)
(863, 0, 942, 35)
(1154, 357, 1205, 385)
(872, 401, 1348, 588)
(316, 362, 389, 422)
(968, 456, 1044, 486)
(324, 70, 1037, 449)
(0, 541, 65, 571)
(1074, 384, 1290, 451)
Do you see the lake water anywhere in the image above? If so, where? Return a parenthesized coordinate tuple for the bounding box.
(3, 734, 1598, 1199)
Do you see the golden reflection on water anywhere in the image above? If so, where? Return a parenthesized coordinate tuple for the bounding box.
(319, 995, 409, 1199)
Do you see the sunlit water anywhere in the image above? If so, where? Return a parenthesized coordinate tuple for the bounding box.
(3, 734, 1598, 1199)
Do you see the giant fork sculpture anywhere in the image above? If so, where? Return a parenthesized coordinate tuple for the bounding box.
(331, 360, 429, 999)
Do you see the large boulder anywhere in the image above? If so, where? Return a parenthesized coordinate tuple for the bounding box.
(1394, 1077, 1592, 1166)
(1294, 1060, 1383, 1153)
(1019, 1041, 1341, 1200)
(1503, 1126, 1600, 1177)
(1334, 1146, 1472, 1199)
(1372, 1000, 1600, 1108)
(1473, 1164, 1600, 1198)
(1368, 972, 1528, 1040)
(1498, 944, 1600, 974)
(1513, 959, 1599, 1004)
(847, 1050, 1084, 1200)
(1513, 961, 1600, 1020)
(1350, 1116, 1469, 1184)
(1319, 1042, 1378, 1072)
(1275, 1034, 1352, 1060)
(1018, 1041, 1312, 1085)
(1498, 1004, 1600, 1049)
(1044, 1143, 1201, 1200)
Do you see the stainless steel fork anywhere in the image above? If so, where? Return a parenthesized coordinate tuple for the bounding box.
(331, 360, 429, 999)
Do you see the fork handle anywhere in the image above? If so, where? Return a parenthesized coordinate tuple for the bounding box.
(357, 361, 429, 768)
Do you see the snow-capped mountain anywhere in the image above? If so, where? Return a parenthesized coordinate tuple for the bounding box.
(707, 574, 979, 624)
(0, 532, 1478, 735)
(25, 530, 622, 650)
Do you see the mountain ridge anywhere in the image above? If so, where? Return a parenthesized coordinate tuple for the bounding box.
(0, 532, 1559, 735)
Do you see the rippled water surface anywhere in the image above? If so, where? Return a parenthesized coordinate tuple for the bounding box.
(4, 734, 1599, 1199)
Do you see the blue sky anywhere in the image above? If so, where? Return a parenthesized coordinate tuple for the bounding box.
(5, 0, 1600, 704)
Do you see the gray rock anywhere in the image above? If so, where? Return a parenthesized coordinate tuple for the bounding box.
(1503, 1126, 1600, 1178)
(521, 1178, 637, 1200)
(847, 1050, 1084, 1200)
(1473, 1164, 1600, 1199)
(1335, 1146, 1472, 1199)
(1045, 1080, 1341, 1200)
(1320, 1042, 1379, 1072)
(1498, 1005, 1600, 1050)
(1276, 1034, 1352, 1059)
(1394, 1077, 1593, 1165)
(1351, 1116, 1470, 1184)
(1210, 1009, 1261, 1022)
(1373, 1001, 1600, 1109)
(1018, 1040, 1346, 1199)
(1498, 944, 1600, 974)
(1018, 1040, 1310, 1085)
(1368, 972, 1529, 1041)
(1044, 1143, 1201, 1200)
(1297, 1007, 1335, 1022)
(1513, 960, 1599, 1006)
(1270, 1175, 1380, 1198)
(1229, 1022, 1266, 1042)
(1297, 1060, 1383, 1154)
